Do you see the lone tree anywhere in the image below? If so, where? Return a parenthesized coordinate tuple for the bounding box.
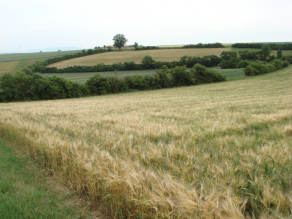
(113, 34, 128, 49)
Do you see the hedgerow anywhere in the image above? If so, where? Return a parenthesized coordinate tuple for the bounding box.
(0, 64, 225, 103)
(244, 60, 289, 76)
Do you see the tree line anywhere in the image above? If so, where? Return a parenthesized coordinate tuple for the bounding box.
(232, 42, 292, 50)
(0, 64, 225, 103)
(218, 45, 292, 69)
(28, 55, 223, 74)
(182, 42, 224, 48)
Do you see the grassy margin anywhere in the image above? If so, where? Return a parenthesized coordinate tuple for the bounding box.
(0, 136, 108, 219)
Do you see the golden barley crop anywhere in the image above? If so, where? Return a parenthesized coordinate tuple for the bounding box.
(0, 67, 291, 218)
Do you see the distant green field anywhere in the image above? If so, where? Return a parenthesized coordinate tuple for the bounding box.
(42, 68, 245, 84)
(0, 58, 49, 75)
(0, 50, 81, 63)
(42, 69, 157, 84)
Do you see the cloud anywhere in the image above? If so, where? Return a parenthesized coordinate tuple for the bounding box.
(27, 26, 46, 32)
(8, 29, 19, 33)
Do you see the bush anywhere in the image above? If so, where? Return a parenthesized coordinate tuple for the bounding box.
(85, 74, 110, 95)
(283, 61, 289, 68)
(282, 56, 292, 64)
(170, 66, 195, 86)
(219, 58, 241, 69)
(220, 51, 237, 60)
(271, 59, 284, 70)
(142, 55, 156, 69)
(244, 66, 260, 76)
(154, 66, 172, 88)
(244, 59, 288, 76)
(191, 64, 225, 84)
(129, 74, 147, 90)
(22, 68, 33, 75)
(236, 60, 250, 68)
(238, 50, 260, 60)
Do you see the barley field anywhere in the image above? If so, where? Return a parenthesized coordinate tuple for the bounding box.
(0, 67, 291, 218)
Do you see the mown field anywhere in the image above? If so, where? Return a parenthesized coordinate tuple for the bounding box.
(0, 66, 291, 218)
(48, 48, 292, 69)
(47, 48, 232, 68)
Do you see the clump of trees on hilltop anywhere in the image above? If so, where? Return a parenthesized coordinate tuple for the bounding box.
(0, 64, 225, 103)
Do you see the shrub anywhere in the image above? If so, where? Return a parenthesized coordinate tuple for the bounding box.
(220, 51, 237, 60)
(244, 59, 288, 77)
(170, 66, 195, 86)
(128, 74, 146, 90)
(46, 75, 71, 99)
(271, 59, 284, 70)
(191, 63, 225, 84)
(142, 55, 156, 69)
(22, 68, 33, 75)
(283, 61, 289, 68)
(219, 58, 241, 69)
(154, 65, 172, 88)
(85, 74, 110, 95)
(236, 60, 250, 68)
(282, 56, 292, 64)
(244, 65, 260, 76)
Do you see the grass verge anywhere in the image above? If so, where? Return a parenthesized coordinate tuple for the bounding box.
(0, 138, 105, 219)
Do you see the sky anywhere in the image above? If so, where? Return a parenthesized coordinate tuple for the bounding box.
(0, 0, 291, 52)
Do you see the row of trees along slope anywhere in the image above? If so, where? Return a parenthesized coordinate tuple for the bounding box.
(232, 42, 292, 50)
(0, 64, 225, 102)
(28, 55, 224, 73)
(218, 45, 292, 69)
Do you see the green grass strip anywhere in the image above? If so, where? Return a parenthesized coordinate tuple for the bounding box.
(0, 139, 91, 219)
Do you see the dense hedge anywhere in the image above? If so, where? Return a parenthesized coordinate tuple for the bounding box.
(232, 43, 292, 50)
(0, 64, 225, 103)
(218, 49, 292, 69)
(244, 59, 289, 76)
(0, 72, 90, 102)
(182, 43, 224, 48)
(31, 55, 222, 74)
(219, 58, 242, 69)
(179, 55, 222, 68)
(135, 46, 160, 50)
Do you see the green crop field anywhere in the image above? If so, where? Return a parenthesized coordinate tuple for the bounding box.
(0, 58, 50, 76)
(42, 69, 157, 84)
(0, 50, 81, 63)
(1, 66, 291, 218)
(42, 68, 245, 84)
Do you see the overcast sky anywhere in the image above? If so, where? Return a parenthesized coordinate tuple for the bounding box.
(1, 0, 291, 52)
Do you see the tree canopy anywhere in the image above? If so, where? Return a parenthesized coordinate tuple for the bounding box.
(112, 34, 128, 49)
